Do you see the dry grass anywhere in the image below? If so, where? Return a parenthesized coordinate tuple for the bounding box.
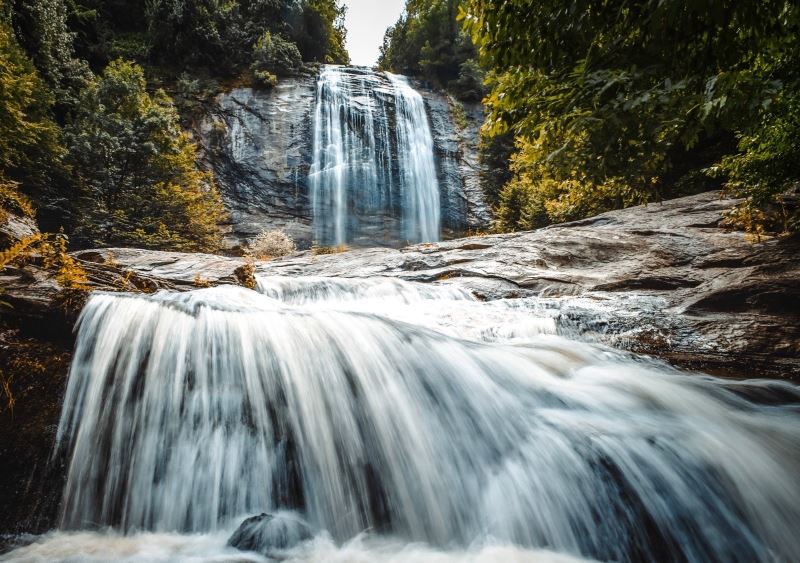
(311, 244, 349, 255)
(193, 273, 211, 288)
(235, 255, 257, 289)
(248, 229, 296, 260)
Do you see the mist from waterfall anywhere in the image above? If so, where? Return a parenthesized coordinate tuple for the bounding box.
(310, 66, 440, 246)
(17, 276, 798, 563)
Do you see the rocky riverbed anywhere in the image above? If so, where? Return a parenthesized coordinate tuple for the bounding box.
(1, 190, 798, 539)
(7, 190, 797, 378)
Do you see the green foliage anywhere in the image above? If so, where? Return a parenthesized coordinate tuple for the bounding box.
(716, 91, 800, 235)
(144, 0, 347, 74)
(145, 0, 242, 69)
(379, 0, 481, 100)
(478, 130, 513, 208)
(5, 0, 90, 109)
(448, 58, 484, 102)
(66, 59, 225, 251)
(461, 0, 800, 233)
(251, 31, 301, 85)
(292, 0, 349, 64)
(65, 0, 149, 68)
(0, 14, 64, 209)
(0, 175, 34, 219)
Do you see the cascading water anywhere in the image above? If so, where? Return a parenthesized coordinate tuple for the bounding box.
(5, 276, 800, 563)
(309, 66, 440, 246)
(387, 73, 441, 243)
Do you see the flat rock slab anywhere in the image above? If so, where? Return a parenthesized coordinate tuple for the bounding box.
(256, 192, 800, 379)
(3, 191, 797, 378)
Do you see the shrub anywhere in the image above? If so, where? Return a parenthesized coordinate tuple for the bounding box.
(251, 32, 302, 81)
(461, 0, 799, 231)
(0, 175, 34, 220)
(66, 59, 225, 251)
(449, 59, 485, 102)
(0, 18, 64, 209)
(715, 91, 800, 235)
(311, 244, 348, 255)
(247, 229, 296, 259)
(234, 255, 256, 289)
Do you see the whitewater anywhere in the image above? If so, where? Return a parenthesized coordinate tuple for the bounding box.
(3, 275, 799, 563)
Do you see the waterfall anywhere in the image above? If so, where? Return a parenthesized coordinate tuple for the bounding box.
(310, 66, 441, 246)
(33, 277, 800, 563)
(388, 73, 441, 243)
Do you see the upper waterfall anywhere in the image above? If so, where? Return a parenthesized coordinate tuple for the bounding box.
(310, 66, 441, 246)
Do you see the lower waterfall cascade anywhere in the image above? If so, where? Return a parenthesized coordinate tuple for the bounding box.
(310, 66, 441, 246)
(3, 275, 800, 562)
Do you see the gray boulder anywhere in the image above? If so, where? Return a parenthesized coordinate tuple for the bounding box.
(227, 512, 314, 556)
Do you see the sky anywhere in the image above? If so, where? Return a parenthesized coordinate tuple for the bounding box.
(342, 0, 407, 67)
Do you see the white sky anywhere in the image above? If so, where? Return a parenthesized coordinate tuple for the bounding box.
(342, 0, 407, 66)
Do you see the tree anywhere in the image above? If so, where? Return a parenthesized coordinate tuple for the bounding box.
(460, 0, 800, 233)
(145, 0, 244, 70)
(378, 0, 481, 99)
(66, 59, 224, 250)
(0, 14, 63, 218)
(144, 0, 348, 74)
(66, 0, 151, 70)
(5, 0, 90, 112)
(291, 0, 348, 64)
(251, 31, 301, 87)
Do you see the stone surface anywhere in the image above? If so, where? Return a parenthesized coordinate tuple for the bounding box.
(6, 192, 797, 377)
(254, 191, 800, 379)
(0, 213, 37, 247)
(198, 76, 317, 249)
(417, 87, 491, 234)
(227, 512, 313, 555)
(2, 191, 785, 378)
(197, 67, 490, 249)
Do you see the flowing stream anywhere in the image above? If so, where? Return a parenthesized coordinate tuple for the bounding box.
(3, 276, 800, 562)
(310, 66, 440, 246)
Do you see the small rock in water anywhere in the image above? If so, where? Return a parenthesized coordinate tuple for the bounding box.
(227, 511, 313, 556)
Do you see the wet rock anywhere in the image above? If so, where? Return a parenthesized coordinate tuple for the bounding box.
(0, 213, 37, 247)
(0, 331, 71, 541)
(4, 192, 798, 379)
(227, 512, 313, 556)
(417, 86, 491, 234)
(198, 77, 316, 249)
(256, 191, 800, 379)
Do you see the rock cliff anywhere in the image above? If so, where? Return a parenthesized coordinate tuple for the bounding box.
(196, 67, 490, 249)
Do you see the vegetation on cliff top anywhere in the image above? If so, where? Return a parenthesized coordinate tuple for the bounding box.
(378, 0, 484, 102)
(380, 0, 799, 235)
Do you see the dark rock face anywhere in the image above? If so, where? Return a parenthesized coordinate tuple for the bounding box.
(197, 67, 490, 249)
(417, 88, 491, 235)
(199, 77, 317, 249)
(227, 512, 313, 555)
(0, 332, 71, 546)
